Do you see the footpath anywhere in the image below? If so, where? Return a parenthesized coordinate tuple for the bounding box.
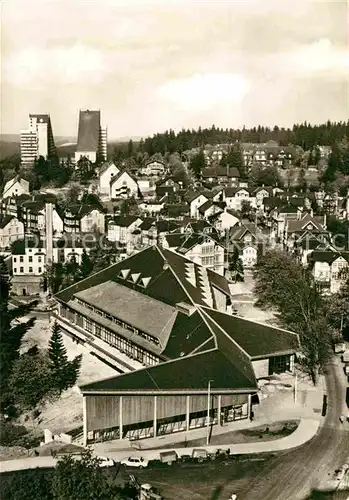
(0, 417, 321, 473)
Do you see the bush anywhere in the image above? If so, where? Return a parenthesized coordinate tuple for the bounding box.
(0, 423, 28, 446)
(0, 422, 42, 448)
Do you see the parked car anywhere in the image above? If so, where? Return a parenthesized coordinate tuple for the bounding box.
(98, 456, 115, 468)
(121, 456, 149, 468)
(140, 483, 163, 500)
(192, 448, 209, 463)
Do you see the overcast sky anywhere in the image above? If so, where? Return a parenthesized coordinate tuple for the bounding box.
(2, 0, 348, 139)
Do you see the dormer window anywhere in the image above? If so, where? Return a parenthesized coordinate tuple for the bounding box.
(119, 269, 130, 279)
(140, 277, 151, 288)
(130, 273, 141, 283)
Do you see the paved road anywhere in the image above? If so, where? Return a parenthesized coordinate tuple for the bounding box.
(240, 357, 349, 500)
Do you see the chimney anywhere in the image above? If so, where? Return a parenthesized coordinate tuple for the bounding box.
(45, 203, 53, 264)
(323, 213, 327, 228)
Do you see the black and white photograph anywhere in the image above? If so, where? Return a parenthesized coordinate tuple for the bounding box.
(0, 0, 348, 499)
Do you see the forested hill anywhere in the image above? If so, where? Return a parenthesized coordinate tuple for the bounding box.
(142, 121, 349, 155)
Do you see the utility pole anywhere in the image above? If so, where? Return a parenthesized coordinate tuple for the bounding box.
(207, 379, 214, 445)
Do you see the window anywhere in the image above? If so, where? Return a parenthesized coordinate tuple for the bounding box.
(20, 267, 24, 273)
(20, 256, 24, 263)
(29, 256, 33, 262)
(38, 267, 42, 273)
(38, 256, 42, 263)
(202, 256, 214, 266)
(14, 268, 17, 273)
(269, 355, 291, 375)
(29, 267, 33, 273)
(85, 319, 93, 333)
(13, 257, 17, 262)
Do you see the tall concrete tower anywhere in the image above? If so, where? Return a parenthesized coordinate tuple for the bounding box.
(75, 110, 107, 163)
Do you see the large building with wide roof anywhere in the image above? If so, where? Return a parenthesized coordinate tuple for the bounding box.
(53, 245, 299, 445)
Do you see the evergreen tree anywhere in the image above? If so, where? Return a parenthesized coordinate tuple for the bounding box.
(127, 139, 134, 157)
(314, 147, 321, 165)
(48, 322, 82, 394)
(9, 349, 54, 412)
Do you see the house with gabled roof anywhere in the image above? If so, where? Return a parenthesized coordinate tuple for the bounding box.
(64, 204, 105, 233)
(230, 222, 270, 268)
(52, 245, 299, 445)
(139, 218, 180, 247)
(107, 215, 143, 250)
(162, 229, 225, 275)
(98, 161, 121, 196)
(110, 170, 140, 200)
(2, 177, 30, 199)
(0, 215, 25, 249)
(197, 200, 223, 220)
(284, 213, 328, 251)
(224, 187, 256, 211)
(201, 167, 240, 186)
(140, 159, 166, 177)
(307, 250, 349, 294)
(184, 191, 209, 218)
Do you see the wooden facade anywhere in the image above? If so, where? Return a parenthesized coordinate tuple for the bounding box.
(83, 392, 249, 445)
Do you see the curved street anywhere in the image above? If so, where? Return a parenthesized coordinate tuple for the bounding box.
(239, 356, 349, 500)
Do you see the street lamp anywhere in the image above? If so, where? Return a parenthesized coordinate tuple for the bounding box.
(207, 379, 214, 445)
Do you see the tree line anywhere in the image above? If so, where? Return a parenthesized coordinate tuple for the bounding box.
(141, 121, 349, 155)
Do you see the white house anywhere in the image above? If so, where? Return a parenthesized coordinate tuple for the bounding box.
(214, 210, 240, 232)
(139, 200, 165, 216)
(140, 160, 166, 177)
(2, 177, 30, 199)
(230, 223, 262, 268)
(99, 162, 120, 196)
(110, 171, 139, 199)
(198, 201, 223, 220)
(0, 216, 25, 249)
(254, 187, 272, 208)
(308, 251, 349, 294)
(138, 179, 156, 199)
(224, 188, 256, 211)
(64, 206, 105, 233)
(162, 232, 225, 276)
(80, 208, 105, 233)
(185, 192, 209, 218)
(107, 216, 143, 246)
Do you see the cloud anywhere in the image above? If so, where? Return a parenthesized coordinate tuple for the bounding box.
(3, 43, 107, 87)
(157, 73, 250, 111)
(274, 39, 349, 78)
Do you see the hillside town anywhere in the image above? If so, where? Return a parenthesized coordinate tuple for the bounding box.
(1, 0, 349, 496)
(1, 116, 349, 500)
